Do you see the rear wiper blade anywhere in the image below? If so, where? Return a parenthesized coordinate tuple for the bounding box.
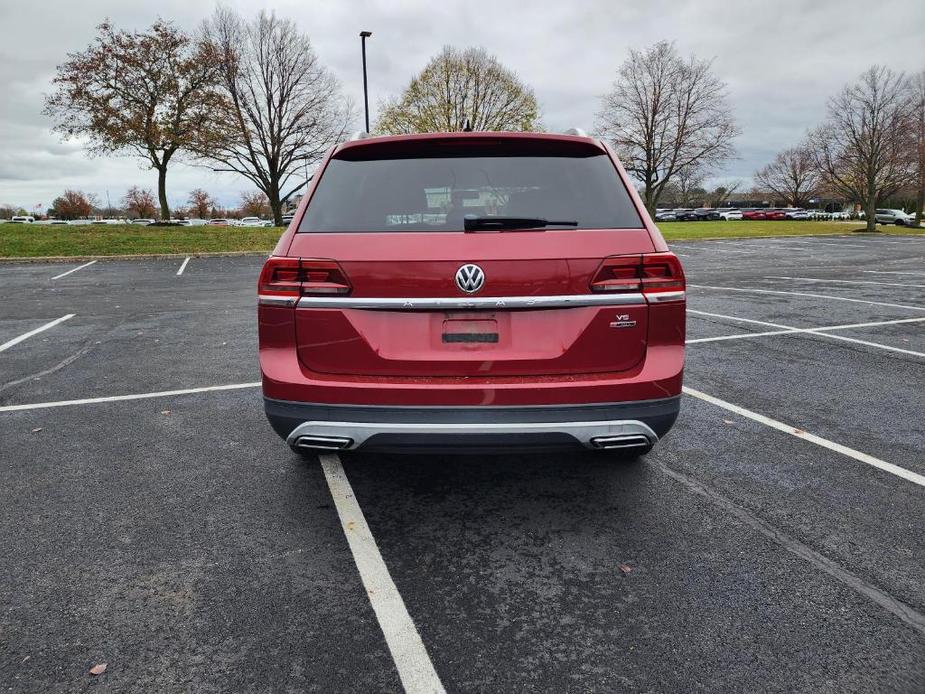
(463, 215, 578, 232)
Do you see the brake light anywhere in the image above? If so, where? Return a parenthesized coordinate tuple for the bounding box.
(258, 257, 351, 303)
(590, 253, 685, 301)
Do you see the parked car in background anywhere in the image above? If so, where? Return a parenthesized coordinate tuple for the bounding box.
(708, 208, 743, 221)
(239, 217, 273, 228)
(208, 218, 237, 226)
(282, 213, 295, 226)
(10, 216, 35, 223)
(830, 210, 851, 220)
(130, 218, 156, 226)
(174, 219, 210, 226)
(764, 209, 788, 221)
(673, 208, 698, 221)
(259, 130, 685, 457)
(67, 219, 94, 225)
(692, 208, 714, 221)
(36, 219, 69, 225)
(654, 210, 677, 222)
(875, 209, 915, 226)
(742, 209, 767, 220)
(784, 209, 811, 220)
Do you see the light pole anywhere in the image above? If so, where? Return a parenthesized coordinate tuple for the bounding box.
(360, 31, 372, 133)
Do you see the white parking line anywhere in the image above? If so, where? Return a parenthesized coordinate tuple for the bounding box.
(177, 257, 191, 276)
(320, 454, 446, 694)
(683, 386, 925, 489)
(687, 309, 925, 357)
(765, 276, 925, 289)
(709, 240, 818, 253)
(51, 260, 97, 280)
(862, 270, 925, 277)
(0, 314, 75, 353)
(689, 284, 925, 312)
(0, 382, 261, 413)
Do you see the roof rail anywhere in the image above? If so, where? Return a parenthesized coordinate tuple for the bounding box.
(563, 127, 588, 137)
(349, 131, 373, 141)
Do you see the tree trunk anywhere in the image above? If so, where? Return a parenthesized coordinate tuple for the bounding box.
(866, 190, 877, 233)
(269, 178, 284, 226)
(916, 176, 924, 227)
(157, 166, 170, 221)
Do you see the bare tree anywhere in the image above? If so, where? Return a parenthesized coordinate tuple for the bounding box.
(911, 70, 925, 226)
(123, 187, 158, 219)
(809, 66, 915, 232)
(200, 8, 351, 225)
(754, 146, 820, 207)
(44, 21, 224, 220)
(708, 181, 742, 207)
(659, 165, 705, 207)
(376, 46, 539, 134)
(187, 189, 214, 220)
(597, 41, 738, 213)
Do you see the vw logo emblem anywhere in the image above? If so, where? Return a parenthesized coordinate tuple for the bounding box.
(455, 264, 485, 293)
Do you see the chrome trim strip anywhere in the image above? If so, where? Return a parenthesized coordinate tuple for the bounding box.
(286, 419, 658, 451)
(295, 293, 646, 310)
(258, 295, 298, 307)
(646, 291, 686, 303)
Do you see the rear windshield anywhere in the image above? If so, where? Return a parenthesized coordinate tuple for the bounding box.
(298, 151, 643, 232)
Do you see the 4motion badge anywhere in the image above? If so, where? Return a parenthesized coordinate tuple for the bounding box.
(609, 314, 637, 329)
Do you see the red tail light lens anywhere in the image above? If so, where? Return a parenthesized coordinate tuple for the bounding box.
(258, 257, 351, 301)
(590, 253, 685, 300)
(641, 253, 685, 294)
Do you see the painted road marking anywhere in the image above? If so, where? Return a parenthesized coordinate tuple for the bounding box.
(51, 260, 97, 280)
(320, 454, 446, 694)
(862, 270, 925, 276)
(689, 284, 925, 312)
(656, 461, 925, 637)
(683, 386, 925, 489)
(0, 314, 75, 353)
(0, 382, 261, 413)
(177, 257, 191, 276)
(686, 309, 925, 357)
(765, 276, 925, 289)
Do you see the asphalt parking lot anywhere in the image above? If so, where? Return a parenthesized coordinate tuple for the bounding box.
(1, 233, 924, 693)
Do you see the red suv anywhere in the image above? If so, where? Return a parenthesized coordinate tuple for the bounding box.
(258, 132, 685, 455)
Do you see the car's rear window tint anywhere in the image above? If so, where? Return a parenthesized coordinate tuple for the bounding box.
(298, 152, 643, 232)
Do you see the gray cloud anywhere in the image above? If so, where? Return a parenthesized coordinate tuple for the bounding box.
(0, 0, 923, 208)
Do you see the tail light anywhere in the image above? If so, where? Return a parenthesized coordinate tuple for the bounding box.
(591, 253, 685, 302)
(258, 257, 351, 305)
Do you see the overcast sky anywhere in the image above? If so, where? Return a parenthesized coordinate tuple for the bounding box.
(1, 0, 923, 212)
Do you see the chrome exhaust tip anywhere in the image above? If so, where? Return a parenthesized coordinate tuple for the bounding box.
(589, 434, 651, 450)
(292, 435, 353, 451)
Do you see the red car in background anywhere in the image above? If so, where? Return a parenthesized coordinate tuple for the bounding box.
(764, 209, 788, 220)
(741, 209, 768, 220)
(258, 131, 685, 456)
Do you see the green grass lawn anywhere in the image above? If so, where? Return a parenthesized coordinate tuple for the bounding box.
(0, 220, 921, 258)
(0, 224, 284, 258)
(657, 220, 924, 241)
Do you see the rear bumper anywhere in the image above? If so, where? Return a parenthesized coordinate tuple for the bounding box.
(264, 396, 680, 454)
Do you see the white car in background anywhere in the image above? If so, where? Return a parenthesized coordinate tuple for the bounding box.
(239, 217, 273, 227)
(129, 218, 157, 225)
(709, 208, 743, 221)
(784, 209, 811, 220)
(875, 209, 915, 226)
(174, 219, 209, 226)
(10, 216, 35, 223)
